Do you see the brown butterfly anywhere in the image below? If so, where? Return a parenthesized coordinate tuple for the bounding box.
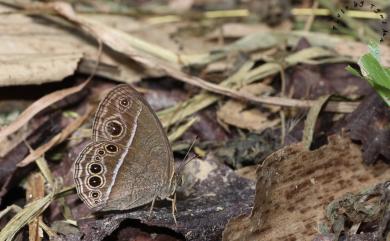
(74, 84, 177, 221)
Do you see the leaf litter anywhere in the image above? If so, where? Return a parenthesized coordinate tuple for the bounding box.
(0, 0, 389, 241)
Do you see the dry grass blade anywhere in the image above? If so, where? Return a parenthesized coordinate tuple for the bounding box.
(18, 105, 93, 167)
(158, 49, 357, 128)
(34, 157, 55, 187)
(302, 95, 331, 149)
(168, 117, 199, 142)
(0, 205, 22, 220)
(158, 61, 254, 127)
(30, 2, 357, 114)
(0, 183, 59, 241)
(0, 80, 88, 141)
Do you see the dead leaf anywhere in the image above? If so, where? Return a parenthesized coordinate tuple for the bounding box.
(218, 100, 279, 131)
(217, 83, 279, 131)
(223, 135, 390, 241)
(0, 4, 148, 84)
(286, 62, 371, 100)
(0, 53, 82, 87)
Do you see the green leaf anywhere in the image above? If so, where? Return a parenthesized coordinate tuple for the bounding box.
(345, 65, 362, 78)
(359, 53, 390, 89)
(356, 42, 390, 106)
(368, 41, 380, 60)
(372, 84, 390, 106)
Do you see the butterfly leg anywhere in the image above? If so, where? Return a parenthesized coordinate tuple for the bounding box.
(148, 196, 157, 218)
(166, 193, 177, 225)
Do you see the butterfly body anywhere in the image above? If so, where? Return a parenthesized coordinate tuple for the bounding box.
(74, 84, 175, 211)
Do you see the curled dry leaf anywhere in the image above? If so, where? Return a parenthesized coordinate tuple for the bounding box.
(222, 135, 390, 241)
(217, 83, 280, 132)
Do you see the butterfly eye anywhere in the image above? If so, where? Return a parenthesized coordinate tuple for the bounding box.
(105, 120, 123, 137)
(89, 163, 103, 174)
(88, 176, 103, 188)
(120, 98, 130, 107)
(105, 144, 118, 153)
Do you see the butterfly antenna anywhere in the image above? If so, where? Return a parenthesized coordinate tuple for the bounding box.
(182, 136, 197, 162)
(179, 153, 200, 173)
(177, 136, 198, 174)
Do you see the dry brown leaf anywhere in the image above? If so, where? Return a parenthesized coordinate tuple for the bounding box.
(223, 135, 390, 241)
(0, 4, 149, 84)
(217, 83, 280, 131)
(0, 53, 82, 87)
(218, 101, 279, 131)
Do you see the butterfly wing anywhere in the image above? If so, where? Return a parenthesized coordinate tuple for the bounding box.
(74, 84, 174, 211)
(73, 141, 124, 209)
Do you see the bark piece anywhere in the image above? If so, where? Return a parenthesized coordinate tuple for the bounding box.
(223, 135, 390, 241)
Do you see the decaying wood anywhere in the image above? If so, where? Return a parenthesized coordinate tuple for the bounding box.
(223, 135, 390, 241)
